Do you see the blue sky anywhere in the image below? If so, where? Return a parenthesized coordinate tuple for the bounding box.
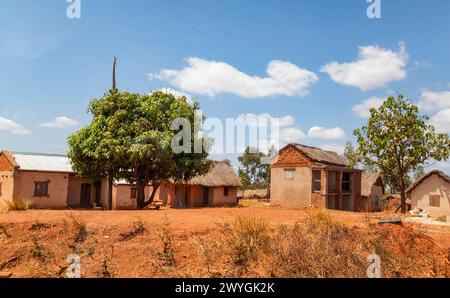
(1, 0, 450, 172)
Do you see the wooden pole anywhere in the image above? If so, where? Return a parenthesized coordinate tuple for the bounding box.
(112, 56, 117, 91)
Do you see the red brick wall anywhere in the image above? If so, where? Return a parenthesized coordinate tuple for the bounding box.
(0, 154, 15, 171)
(272, 146, 310, 168)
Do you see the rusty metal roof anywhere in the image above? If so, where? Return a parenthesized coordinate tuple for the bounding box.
(291, 144, 349, 166)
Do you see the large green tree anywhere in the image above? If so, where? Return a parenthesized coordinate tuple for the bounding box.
(354, 95, 450, 213)
(68, 90, 211, 209)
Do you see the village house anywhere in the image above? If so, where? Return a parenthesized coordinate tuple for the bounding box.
(270, 144, 362, 211)
(360, 172, 384, 212)
(406, 170, 450, 221)
(0, 151, 242, 210)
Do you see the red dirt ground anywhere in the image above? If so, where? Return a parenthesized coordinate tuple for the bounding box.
(1, 206, 449, 277)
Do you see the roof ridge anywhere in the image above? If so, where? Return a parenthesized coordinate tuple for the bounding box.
(12, 152, 68, 158)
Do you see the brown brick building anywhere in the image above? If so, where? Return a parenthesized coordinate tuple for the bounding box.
(270, 144, 362, 211)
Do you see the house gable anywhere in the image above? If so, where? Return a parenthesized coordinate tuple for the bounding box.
(0, 152, 17, 172)
(272, 145, 310, 168)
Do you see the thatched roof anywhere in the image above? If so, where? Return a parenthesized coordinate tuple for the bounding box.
(283, 144, 348, 166)
(361, 172, 384, 197)
(187, 162, 243, 187)
(406, 170, 450, 194)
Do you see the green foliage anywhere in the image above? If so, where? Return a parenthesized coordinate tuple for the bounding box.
(354, 95, 450, 212)
(237, 147, 274, 189)
(68, 90, 211, 209)
(343, 142, 359, 169)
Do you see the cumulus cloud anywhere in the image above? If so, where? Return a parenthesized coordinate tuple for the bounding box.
(279, 127, 307, 144)
(430, 109, 450, 134)
(418, 90, 450, 111)
(0, 116, 30, 135)
(40, 116, 79, 128)
(352, 96, 385, 118)
(149, 57, 319, 98)
(307, 126, 346, 140)
(321, 43, 408, 90)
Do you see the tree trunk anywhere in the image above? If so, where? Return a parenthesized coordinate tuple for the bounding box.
(142, 183, 160, 208)
(107, 175, 113, 210)
(399, 174, 406, 214)
(136, 179, 147, 209)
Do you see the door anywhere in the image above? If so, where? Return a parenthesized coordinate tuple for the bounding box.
(80, 183, 91, 208)
(203, 187, 209, 206)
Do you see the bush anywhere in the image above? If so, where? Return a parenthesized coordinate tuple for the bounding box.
(0, 198, 33, 212)
(220, 216, 270, 272)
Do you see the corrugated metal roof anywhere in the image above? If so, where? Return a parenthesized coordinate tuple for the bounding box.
(293, 144, 349, 166)
(12, 152, 73, 173)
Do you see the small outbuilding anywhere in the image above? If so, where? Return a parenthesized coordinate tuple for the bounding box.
(406, 170, 450, 221)
(360, 172, 384, 212)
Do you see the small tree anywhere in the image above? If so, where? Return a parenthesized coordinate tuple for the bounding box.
(343, 141, 359, 169)
(237, 147, 271, 189)
(354, 95, 450, 213)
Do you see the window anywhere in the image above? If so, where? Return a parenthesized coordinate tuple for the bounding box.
(34, 181, 49, 197)
(312, 170, 321, 192)
(430, 195, 441, 207)
(131, 188, 137, 199)
(285, 169, 295, 180)
(224, 187, 229, 197)
(342, 172, 353, 193)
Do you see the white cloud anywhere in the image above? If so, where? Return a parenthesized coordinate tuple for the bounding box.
(319, 144, 346, 155)
(149, 57, 319, 98)
(307, 126, 346, 140)
(156, 88, 193, 101)
(0, 116, 30, 135)
(321, 43, 408, 90)
(430, 109, 450, 134)
(279, 127, 306, 144)
(40, 116, 79, 129)
(352, 96, 385, 118)
(418, 90, 450, 111)
(236, 113, 295, 128)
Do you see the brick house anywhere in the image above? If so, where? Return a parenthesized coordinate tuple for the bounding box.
(270, 144, 362, 211)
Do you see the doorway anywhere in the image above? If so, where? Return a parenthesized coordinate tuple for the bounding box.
(80, 183, 91, 208)
(203, 187, 209, 206)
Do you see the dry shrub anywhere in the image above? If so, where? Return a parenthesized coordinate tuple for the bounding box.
(66, 213, 88, 245)
(267, 210, 448, 278)
(157, 215, 176, 266)
(219, 216, 270, 275)
(364, 224, 448, 277)
(0, 198, 32, 212)
(269, 210, 366, 278)
(119, 218, 146, 241)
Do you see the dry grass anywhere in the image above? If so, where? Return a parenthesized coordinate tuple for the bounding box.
(0, 198, 32, 212)
(0, 208, 448, 278)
